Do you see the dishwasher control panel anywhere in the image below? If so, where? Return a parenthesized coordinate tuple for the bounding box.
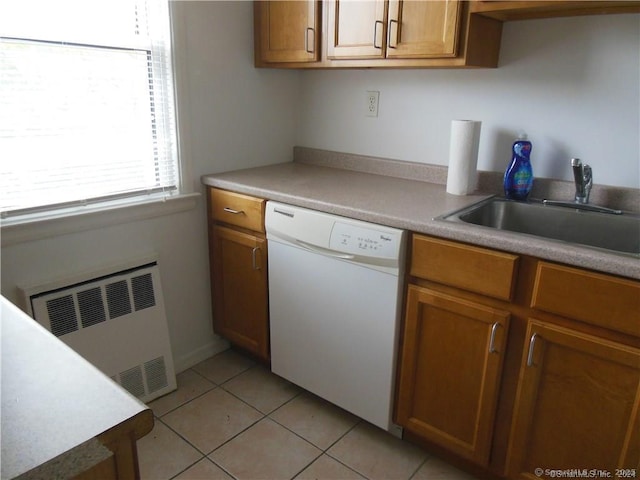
(266, 200, 405, 267)
(330, 222, 401, 258)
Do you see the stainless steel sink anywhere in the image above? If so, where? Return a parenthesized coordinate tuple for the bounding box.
(439, 196, 640, 256)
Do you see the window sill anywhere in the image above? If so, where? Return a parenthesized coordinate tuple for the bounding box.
(1, 193, 200, 247)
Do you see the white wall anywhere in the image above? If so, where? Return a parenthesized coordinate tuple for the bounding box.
(296, 14, 640, 189)
(0, 1, 300, 371)
(172, 1, 300, 182)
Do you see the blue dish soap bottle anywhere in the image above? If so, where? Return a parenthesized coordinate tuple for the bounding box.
(504, 133, 533, 200)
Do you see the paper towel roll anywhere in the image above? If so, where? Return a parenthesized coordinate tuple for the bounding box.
(446, 120, 482, 195)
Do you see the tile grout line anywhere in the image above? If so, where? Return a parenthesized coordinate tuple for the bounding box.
(158, 403, 264, 480)
(286, 450, 325, 480)
(190, 355, 257, 385)
(152, 416, 207, 480)
(319, 420, 374, 480)
(259, 413, 370, 480)
(407, 456, 431, 480)
(149, 372, 217, 417)
(166, 458, 206, 480)
(264, 399, 370, 480)
(200, 380, 308, 475)
(201, 456, 241, 480)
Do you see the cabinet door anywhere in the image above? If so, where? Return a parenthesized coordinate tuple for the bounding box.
(396, 285, 510, 465)
(256, 0, 320, 63)
(211, 225, 269, 361)
(506, 319, 640, 478)
(386, 0, 461, 58)
(327, 0, 387, 59)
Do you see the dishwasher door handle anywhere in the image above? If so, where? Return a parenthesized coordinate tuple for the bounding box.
(295, 239, 356, 260)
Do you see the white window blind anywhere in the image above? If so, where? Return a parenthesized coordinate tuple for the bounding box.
(0, 0, 179, 219)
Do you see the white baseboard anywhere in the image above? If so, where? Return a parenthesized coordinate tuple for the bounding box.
(173, 336, 229, 373)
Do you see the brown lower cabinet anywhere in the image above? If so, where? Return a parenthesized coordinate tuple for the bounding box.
(396, 285, 510, 465)
(210, 225, 269, 361)
(207, 188, 269, 362)
(396, 234, 640, 477)
(506, 319, 640, 478)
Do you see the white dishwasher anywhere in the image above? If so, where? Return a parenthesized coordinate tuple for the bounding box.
(265, 201, 406, 435)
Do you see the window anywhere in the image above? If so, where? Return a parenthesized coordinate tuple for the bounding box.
(0, 0, 179, 221)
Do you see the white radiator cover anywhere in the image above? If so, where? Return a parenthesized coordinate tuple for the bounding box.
(21, 258, 177, 403)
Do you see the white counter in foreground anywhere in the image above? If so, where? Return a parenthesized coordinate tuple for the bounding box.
(1, 296, 154, 480)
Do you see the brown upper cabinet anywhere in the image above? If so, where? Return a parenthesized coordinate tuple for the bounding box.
(255, 0, 502, 68)
(254, 0, 321, 64)
(327, 0, 462, 60)
(327, 0, 388, 59)
(254, 0, 640, 69)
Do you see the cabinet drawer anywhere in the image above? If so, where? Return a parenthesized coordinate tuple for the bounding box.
(531, 262, 640, 337)
(411, 235, 519, 301)
(209, 188, 265, 232)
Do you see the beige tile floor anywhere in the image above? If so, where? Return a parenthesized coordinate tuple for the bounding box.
(138, 349, 478, 480)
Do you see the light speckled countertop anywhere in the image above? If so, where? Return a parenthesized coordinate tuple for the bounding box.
(1, 297, 153, 480)
(202, 148, 639, 280)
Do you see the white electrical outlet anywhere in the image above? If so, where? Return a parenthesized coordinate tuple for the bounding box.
(366, 91, 379, 117)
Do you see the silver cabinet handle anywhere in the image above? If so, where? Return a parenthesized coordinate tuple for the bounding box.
(373, 20, 384, 49)
(305, 27, 315, 54)
(252, 247, 260, 270)
(527, 333, 539, 367)
(223, 207, 244, 215)
(388, 19, 399, 48)
(489, 322, 502, 354)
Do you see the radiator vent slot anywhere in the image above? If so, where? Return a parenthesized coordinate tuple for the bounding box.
(145, 356, 169, 394)
(78, 287, 106, 328)
(23, 259, 177, 403)
(133, 273, 156, 311)
(46, 295, 77, 337)
(106, 279, 132, 319)
(121, 365, 146, 398)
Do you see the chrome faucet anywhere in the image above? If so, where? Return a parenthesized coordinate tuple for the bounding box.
(542, 158, 622, 214)
(571, 158, 592, 204)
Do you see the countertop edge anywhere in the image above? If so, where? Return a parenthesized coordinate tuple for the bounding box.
(14, 439, 112, 480)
